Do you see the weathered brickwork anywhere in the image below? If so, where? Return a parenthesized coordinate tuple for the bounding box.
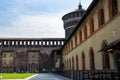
(0, 38, 65, 72)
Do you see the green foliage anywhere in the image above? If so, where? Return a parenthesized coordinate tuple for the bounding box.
(0, 73, 35, 79)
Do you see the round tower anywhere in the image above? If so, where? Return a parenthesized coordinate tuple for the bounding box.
(62, 3, 85, 39)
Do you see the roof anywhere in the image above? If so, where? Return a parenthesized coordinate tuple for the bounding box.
(60, 0, 99, 51)
(62, 3, 85, 21)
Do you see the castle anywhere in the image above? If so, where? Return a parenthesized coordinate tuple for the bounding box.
(0, 1, 84, 73)
(0, 1, 120, 79)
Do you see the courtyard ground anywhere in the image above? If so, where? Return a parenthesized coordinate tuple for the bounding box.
(0, 73, 71, 80)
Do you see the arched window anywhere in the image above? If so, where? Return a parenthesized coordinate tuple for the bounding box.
(65, 60, 67, 70)
(68, 43, 70, 52)
(75, 34, 77, 47)
(69, 58, 71, 70)
(109, 0, 118, 18)
(67, 60, 69, 70)
(79, 30, 82, 43)
(81, 52, 85, 70)
(76, 55, 79, 70)
(90, 18, 94, 34)
(98, 8, 105, 26)
(101, 40, 110, 69)
(84, 25, 87, 40)
(71, 39, 73, 49)
(72, 57, 74, 70)
(89, 47, 95, 70)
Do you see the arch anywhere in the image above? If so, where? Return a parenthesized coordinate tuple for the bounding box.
(115, 53, 120, 71)
(109, 0, 118, 18)
(72, 56, 74, 70)
(69, 58, 71, 70)
(89, 47, 95, 70)
(65, 60, 67, 70)
(79, 30, 82, 43)
(84, 25, 87, 40)
(90, 17, 94, 34)
(31, 63, 35, 72)
(71, 39, 73, 49)
(101, 40, 110, 69)
(75, 34, 77, 47)
(76, 54, 79, 70)
(81, 52, 85, 70)
(98, 8, 105, 26)
(67, 60, 68, 70)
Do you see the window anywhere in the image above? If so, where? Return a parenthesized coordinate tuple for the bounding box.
(71, 39, 73, 49)
(81, 52, 85, 70)
(76, 55, 79, 70)
(68, 43, 70, 53)
(24, 41, 26, 45)
(50, 41, 53, 45)
(98, 8, 105, 26)
(57, 41, 59, 46)
(39, 41, 41, 45)
(61, 41, 64, 45)
(20, 41, 22, 45)
(74, 34, 77, 47)
(43, 41, 45, 45)
(31, 41, 34, 45)
(79, 30, 82, 43)
(16, 41, 18, 45)
(35, 41, 38, 45)
(84, 25, 87, 40)
(72, 57, 74, 70)
(109, 0, 118, 18)
(65, 60, 67, 70)
(89, 47, 95, 70)
(67, 60, 68, 70)
(0, 42, 2, 46)
(90, 18, 94, 34)
(4, 41, 7, 45)
(69, 58, 71, 70)
(12, 41, 15, 45)
(46, 41, 49, 45)
(54, 41, 56, 45)
(28, 41, 30, 45)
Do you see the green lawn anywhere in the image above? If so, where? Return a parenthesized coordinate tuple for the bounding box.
(0, 73, 35, 79)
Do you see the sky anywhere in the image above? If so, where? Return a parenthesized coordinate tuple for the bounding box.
(0, 0, 92, 38)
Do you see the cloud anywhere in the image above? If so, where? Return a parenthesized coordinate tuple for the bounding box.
(0, 0, 92, 38)
(0, 11, 66, 38)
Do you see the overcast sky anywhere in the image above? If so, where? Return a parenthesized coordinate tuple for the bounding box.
(0, 0, 92, 38)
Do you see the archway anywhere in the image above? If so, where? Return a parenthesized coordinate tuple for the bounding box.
(76, 55, 79, 70)
(81, 52, 85, 70)
(89, 47, 95, 70)
(101, 40, 110, 69)
(72, 57, 74, 70)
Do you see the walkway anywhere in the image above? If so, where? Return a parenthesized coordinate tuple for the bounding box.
(28, 73, 71, 80)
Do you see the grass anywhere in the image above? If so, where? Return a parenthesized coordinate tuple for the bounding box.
(0, 73, 35, 79)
